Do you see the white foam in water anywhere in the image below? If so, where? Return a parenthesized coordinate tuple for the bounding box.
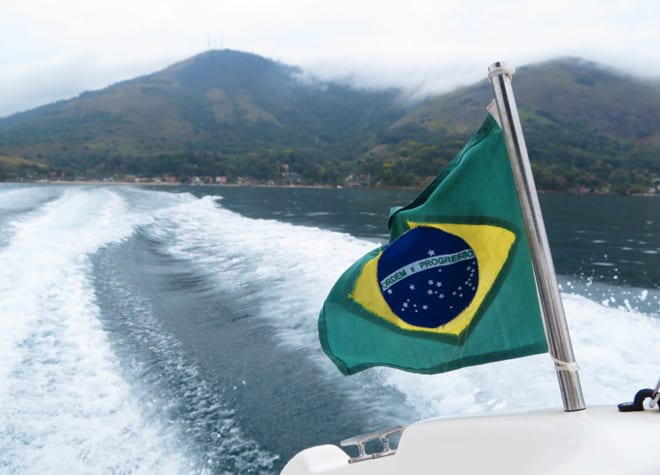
(380, 292, 660, 419)
(0, 185, 62, 212)
(148, 195, 376, 355)
(151, 194, 660, 422)
(0, 186, 65, 248)
(0, 188, 192, 473)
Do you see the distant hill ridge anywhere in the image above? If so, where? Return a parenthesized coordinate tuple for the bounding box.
(373, 57, 660, 191)
(0, 50, 658, 192)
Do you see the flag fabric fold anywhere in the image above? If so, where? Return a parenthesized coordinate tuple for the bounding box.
(319, 114, 548, 375)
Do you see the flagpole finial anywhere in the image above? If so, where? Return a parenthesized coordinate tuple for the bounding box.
(488, 62, 515, 80)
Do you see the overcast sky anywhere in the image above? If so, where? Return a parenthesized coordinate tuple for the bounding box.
(1, 0, 658, 117)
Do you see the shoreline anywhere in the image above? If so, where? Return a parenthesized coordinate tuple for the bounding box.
(1, 180, 658, 196)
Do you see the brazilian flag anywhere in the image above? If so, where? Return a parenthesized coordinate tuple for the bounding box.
(319, 114, 548, 375)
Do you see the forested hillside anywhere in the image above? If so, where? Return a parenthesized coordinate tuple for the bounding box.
(0, 50, 405, 183)
(0, 52, 658, 193)
(362, 58, 660, 192)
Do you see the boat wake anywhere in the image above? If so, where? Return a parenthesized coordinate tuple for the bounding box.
(0, 185, 657, 473)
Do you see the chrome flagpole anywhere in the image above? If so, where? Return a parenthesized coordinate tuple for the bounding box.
(488, 62, 586, 412)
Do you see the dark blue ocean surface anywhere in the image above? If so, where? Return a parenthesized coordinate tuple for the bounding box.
(0, 183, 657, 474)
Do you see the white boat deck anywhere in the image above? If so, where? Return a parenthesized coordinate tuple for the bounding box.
(282, 406, 659, 474)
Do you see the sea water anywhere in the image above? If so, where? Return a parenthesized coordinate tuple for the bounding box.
(0, 183, 657, 474)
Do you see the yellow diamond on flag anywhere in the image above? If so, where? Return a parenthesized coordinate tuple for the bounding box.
(350, 221, 516, 339)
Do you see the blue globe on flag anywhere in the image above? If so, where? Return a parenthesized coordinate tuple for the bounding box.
(377, 226, 479, 328)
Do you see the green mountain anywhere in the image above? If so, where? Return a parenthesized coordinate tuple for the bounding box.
(368, 58, 660, 191)
(0, 50, 406, 182)
(0, 53, 658, 192)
